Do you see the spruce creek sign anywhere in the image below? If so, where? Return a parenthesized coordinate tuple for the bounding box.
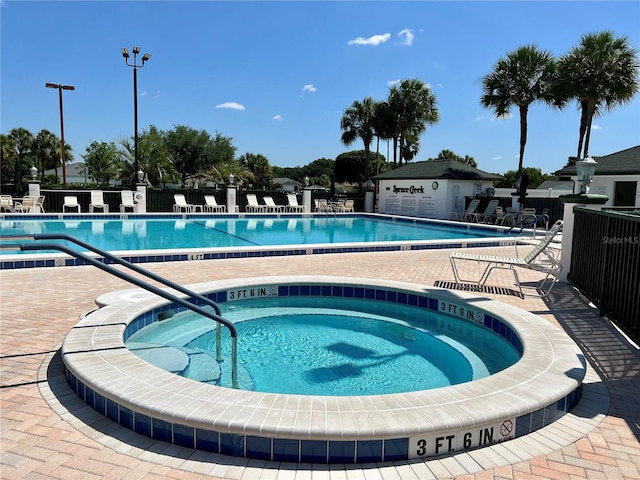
(393, 185, 425, 194)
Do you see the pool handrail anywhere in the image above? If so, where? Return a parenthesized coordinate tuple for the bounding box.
(20, 236, 238, 388)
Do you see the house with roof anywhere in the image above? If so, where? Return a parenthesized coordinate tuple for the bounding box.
(373, 159, 503, 220)
(555, 145, 640, 208)
(272, 177, 302, 192)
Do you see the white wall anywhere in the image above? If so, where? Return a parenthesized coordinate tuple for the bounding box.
(377, 179, 496, 220)
(582, 174, 640, 208)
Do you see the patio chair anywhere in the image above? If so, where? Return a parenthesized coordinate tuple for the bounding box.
(245, 194, 267, 212)
(315, 198, 331, 212)
(89, 190, 109, 212)
(204, 195, 226, 213)
(285, 193, 305, 213)
(457, 199, 480, 222)
(119, 190, 138, 213)
(449, 220, 564, 297)
(337, 199, 355, 212)
(471, 199, 499, 223)
(63, 196, 81, 213)
(173, 194, 194, 213)
(14, 196, 36, 213)
(1, 195, 15, 212)
(263, 196, 284, 212)
(34, 195, 45, 213)
(494, 206, 515, 226)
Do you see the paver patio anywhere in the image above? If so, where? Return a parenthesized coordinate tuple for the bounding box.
(1, 246, 639, 479)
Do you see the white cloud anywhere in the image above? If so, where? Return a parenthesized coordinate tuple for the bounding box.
(272, 115, 283, 121)
(491, 156, 502, 161)
(398, 29, 414, 46)
(154, 90, 160, 99)
(215, 102, 245, 111)
(348, 33, 391, 46)
(140, 91, 147, 97)
(591, 124, 602, 131)
(387, 79, 401, 87)
(302, 84, 317, 93)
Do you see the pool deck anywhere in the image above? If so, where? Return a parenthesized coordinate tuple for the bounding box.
(1, 246, 639, 479)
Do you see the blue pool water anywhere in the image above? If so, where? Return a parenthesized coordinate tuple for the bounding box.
(1, 215, 511, 255)
(125, 296, 520, 396)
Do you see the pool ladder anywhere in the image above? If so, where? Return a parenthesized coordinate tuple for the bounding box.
(20, 233, 239, 388)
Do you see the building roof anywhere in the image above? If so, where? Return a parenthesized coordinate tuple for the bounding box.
(555, 145, 640, 176)
(536, 180, 574, 190)
(272, 177, 302, 186)
(44, 162, 86, 177)
(373, 158, 503, 181)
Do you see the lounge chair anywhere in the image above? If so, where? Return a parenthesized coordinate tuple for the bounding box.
(1, 195, 15, 212)
(34, 195, 45, 213)
(204, 195, 226, 212)
(14, 196, 36, 213)
(245, 194, 267, 212)
(315, 198, 331, 212)
(89, 190, 109, 212)
(173, 194, 197, 213)
(63, 196, 81, 213)
(263, 196, 284, 212)
(120, 190, 138, 213)
(494, 206, 515, 226)
(449, 220, 564, 297)
(471, 199, 499, 223)
(457, 199, 480, 222)
(285, 193, 305, 213)
(337, 199, 354, 212)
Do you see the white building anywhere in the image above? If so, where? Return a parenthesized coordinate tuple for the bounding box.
(373, 159, 503, 220)
(555, 145, 640, 208)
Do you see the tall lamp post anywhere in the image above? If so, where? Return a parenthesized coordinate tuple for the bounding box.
(121, 46, 151, 186)
(45, 83, 75, 186)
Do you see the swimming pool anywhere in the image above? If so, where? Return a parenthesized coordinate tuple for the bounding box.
(63, 276, 585, 464)
(125, 295, 520, 395)
(0, 213, 519, 269)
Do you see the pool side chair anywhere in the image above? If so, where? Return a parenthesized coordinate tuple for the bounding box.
(34, 195, 46, 213)
(89, 190, 109, 212)
(204, 195, 226, 213)
(63, 196, 81, 213)
(449, 220, 564, 298)
(337, 199, 354, 212)
(315, 198, 331, 212)
(1, 195, 15, 212)
(263, 196, 284, 213)
(120, 190, 138, 213)
(14, 196, 36, 213)
(458, 199, 480, 222)
(472, 199, 500, 223)
(285, 193, 304, 213)
(245, 194, 267, 213)
(173, 194, 194, 213)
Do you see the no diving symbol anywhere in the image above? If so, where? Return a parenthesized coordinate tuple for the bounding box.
(500, 419, 514, 437)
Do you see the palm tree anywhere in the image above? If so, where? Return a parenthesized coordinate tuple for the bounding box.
(480, 45, 557, 174)
(371, 100, 394, 174)
(387, 79, 439, 167)
(340, 97, 377, 180)
(8, 127, 34, 193)
(34, 129, 59, 182)
(556, 31, 639, 160)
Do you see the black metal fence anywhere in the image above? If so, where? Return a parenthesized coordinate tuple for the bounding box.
(464, 196, 565, 224)
(569, 207, 640, 343)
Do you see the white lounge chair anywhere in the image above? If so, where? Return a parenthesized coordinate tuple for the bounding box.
(245, 194, 267, 212)
(173, 194, 193, 213)
(89, 190, 109, 212)
(204, 195, 226, 213)
(62, 196, 81, 213)
(14, 196, 36, 213)
(120, 190, 138, 213)
(337, 199, 354, 212)
(34, 195, 45, 213)
(285, 193, 304, 213)
(457, 199, 480, 222)
(471, 199, 499, 223)
(1, 195, 15, 212)
(263, 196, 284, 212)
(315, 198, 331, 212)
(449, 220, 564, 297)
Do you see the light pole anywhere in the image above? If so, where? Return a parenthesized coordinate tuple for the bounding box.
(121, 46, 151, 186)
(45, 83, 75, 186)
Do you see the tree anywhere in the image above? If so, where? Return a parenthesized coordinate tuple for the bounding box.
(556, 31, 639, 159)
(7, 127, 34, 193)
(82, 141, 120, 186)
(494, 167, 552, 189)
(163, 125, 216, 185)
(340, 97, 377, 180)
(480, 45, 557, 174)
(334, 150, 383, 190)
(431, 149, 478, 168)
(239, 153, 273, 189)
(371, 100, 394, 174)
(387, 78, 439, 167)
(124, 126, 179, 187)
(0, 134, 15, 185)
(33, 129, 60, 182)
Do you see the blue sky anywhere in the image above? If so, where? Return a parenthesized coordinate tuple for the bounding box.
(2, 1, 639, 176)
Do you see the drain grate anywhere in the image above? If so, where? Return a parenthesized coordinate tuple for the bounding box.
(434, 281, 522, 298)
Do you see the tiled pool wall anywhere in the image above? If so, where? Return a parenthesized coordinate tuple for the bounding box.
(0, 213, 517, 270)
(64, 282, 583, 464)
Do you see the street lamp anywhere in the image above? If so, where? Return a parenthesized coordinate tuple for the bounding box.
(575, 157, 598, 194)
(122, 46, 151, 187)
(45, 83, 75, 185)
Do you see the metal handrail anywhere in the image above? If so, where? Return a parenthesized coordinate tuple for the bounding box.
(20, 236, 238, 388)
